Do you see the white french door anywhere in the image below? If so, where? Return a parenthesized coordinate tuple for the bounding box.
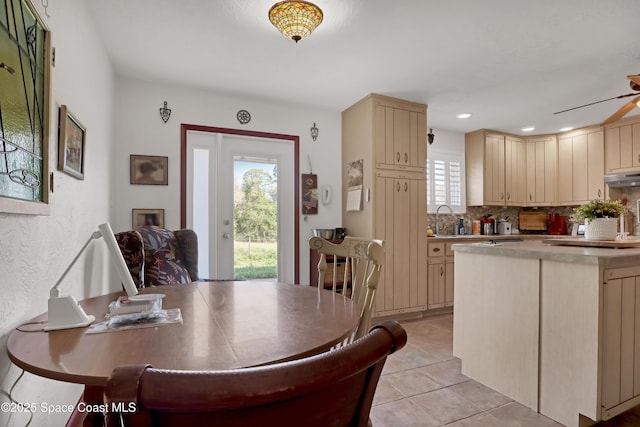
(186, 131, 294, 282)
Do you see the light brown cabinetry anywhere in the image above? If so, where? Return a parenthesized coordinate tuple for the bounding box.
(465, 130, 526, 206)
(342, 94, 428, 317)
(525, 136, 557, 206)
(427, 241, 455, 309)
(375, 171, 428, 314)
(601, 266, 640, 417)
(375, 105, 426, 171)
(604, 117, 640, 172)
(557, 127, 604, 205)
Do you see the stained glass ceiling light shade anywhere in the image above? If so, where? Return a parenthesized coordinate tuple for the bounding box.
(268, 1, 323, 43)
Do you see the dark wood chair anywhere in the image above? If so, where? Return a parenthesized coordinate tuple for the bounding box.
(103, 320, 407, 427)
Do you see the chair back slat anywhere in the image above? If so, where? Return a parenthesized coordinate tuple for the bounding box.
(309, 236, 385, 342)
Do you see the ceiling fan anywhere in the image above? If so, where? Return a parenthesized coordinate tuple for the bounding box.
(554, 74, 640, 125)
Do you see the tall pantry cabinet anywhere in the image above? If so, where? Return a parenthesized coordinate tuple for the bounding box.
(342, 94, 428, 317)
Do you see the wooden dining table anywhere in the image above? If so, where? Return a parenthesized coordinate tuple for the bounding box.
(6, 281, 358, 424)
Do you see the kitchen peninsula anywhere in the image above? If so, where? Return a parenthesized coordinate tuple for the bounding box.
(452, 239, 640, 427)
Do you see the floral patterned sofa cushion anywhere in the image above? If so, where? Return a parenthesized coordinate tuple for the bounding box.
(115, 230, 145, 287)
(136, 225, 194, 286)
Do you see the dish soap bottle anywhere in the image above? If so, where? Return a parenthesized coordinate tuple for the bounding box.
(458, 218, 465, 235)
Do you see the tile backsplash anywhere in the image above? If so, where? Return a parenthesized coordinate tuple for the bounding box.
(428, 190, 640, 236)
(428, 206, 575, 236)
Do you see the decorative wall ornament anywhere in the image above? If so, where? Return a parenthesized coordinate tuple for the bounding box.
(301, 173, 318, 215)
(159, 101, 171, 123)
(428, 128, 435, 145)
(237, 109, 251, 124)
(310, 122, 319, 141)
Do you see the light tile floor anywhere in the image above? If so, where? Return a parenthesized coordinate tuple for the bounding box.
(370, 313, 640, 427)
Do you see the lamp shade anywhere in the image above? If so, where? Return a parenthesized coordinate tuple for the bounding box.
(269, 1, 323, 43)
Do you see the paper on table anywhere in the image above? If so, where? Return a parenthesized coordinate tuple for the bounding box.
(346, 188, 362, 211)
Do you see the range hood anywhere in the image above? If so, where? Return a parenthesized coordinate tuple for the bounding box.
(604, 171, 640, 188)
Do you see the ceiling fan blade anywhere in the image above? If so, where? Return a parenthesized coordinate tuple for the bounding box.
(628, 75, 640, 86)
(601, 95, 640, 125)
(554, 92, 639, 115)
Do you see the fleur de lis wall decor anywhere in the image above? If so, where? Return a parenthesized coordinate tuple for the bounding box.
(159, 101, 171, 123)
(310, 122, 319, 141)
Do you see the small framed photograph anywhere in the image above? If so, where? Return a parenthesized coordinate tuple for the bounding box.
(130, 155, 168, 185)
(132, 208, 165, 228)
(58, 105, 86, 180)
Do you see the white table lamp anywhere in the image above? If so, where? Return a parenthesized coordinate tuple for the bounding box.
(45, 223, 138, 331)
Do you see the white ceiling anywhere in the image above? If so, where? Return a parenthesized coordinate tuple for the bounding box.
(86, 0, 640, 136)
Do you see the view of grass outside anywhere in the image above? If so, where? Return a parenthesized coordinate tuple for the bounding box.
(233, 163, 278, 280)
(234, 240, 277, 280)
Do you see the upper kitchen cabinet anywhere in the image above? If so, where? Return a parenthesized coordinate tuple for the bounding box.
(342, 94, 428, 317)
(604, 116, 640, 173)
(374, 97, 427, 172)
(465, 130, 525, 206)
(557, 126, 604, 205)
(525, 136, 557, 206)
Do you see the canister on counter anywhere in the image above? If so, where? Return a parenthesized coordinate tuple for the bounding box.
(472, 220, 481, 235)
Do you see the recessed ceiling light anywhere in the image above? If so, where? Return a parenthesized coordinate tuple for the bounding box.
(559, 127, 574, 132)
(521, 126, 535, 132)
(456, 113, 471, 119)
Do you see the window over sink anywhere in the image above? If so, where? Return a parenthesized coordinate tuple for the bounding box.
(427, 150, 466, 214)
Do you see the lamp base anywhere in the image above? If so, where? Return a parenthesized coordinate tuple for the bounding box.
(44, 295, 95, 331)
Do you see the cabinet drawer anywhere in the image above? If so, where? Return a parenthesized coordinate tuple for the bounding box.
(428, 243, 445, 257)
(445, 243, 455, 256)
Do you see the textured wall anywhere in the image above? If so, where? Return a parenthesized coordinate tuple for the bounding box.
(112, 78, 342, 285)
(0, 1, 116, 425)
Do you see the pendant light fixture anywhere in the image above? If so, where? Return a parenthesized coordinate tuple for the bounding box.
(269, 1, 323, 43)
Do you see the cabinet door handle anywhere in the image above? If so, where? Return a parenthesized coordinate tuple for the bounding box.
(404, 182, 408, 192)
(440, 265, 444, 276)
(507, 192, 511, 201)
(598, 189, 601, 197)
(396, 152, 401, 162)
(404, 153, 408, 163)
(501, 192, 504, 200)
(529, 193, 532, 201)
(433, 247, 440, 253)
(396, 182, 401, 192)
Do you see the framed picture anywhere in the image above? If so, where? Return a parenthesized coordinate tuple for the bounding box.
(132, 209, 165, 228)
(130, 155, 168, 185)
(58, 105, 86, 180)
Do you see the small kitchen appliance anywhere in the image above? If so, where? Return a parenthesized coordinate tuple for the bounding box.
(496, 220, 512, 235)
(548, 214, 568, 235)
(480, 216, 494, 235)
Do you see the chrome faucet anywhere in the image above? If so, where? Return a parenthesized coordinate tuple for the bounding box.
(435, 204, 454, 236)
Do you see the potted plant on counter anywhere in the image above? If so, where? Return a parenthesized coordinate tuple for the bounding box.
(573, 199, 627, 241)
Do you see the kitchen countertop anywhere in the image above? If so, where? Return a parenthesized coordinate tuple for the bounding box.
(451, 238, 640, 265)
(427, 234, 557, 242)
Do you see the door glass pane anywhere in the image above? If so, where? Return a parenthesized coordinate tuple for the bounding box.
(233, 159, 278, 281)
(193, 148, 210, 278)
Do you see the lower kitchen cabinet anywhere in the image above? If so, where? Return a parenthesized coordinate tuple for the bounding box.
(373, 171, 428, 317)
(601, 267, 640, 417)
(427, 242, 454, 309)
